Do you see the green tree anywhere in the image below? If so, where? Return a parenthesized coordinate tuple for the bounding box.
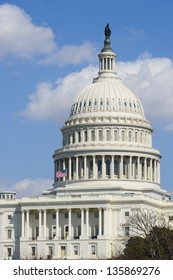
(122, 226, 173, 259)
(118, 208, 173, 259)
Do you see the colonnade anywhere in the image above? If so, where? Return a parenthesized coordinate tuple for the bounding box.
(21, 207, 111, 240)
(55, 155, 160, 183)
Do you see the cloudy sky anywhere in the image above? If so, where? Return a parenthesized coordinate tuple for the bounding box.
(0, 0, 173, 196)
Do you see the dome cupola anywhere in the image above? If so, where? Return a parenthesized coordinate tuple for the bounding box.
(69, 24, 146, 122)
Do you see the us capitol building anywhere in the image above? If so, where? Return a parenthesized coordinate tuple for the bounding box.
(0, 25, 173, 260)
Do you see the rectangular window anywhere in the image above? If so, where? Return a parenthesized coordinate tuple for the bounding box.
(35, 214, 39, 219)
(49, 246, 53, 256)
(65, 213, 68, 219)
(125, 211, 129, 216)
(125, 226, 130, 236)
(91, 245, 96, 255)
(7, 229, 12, 239)
(31, 246, 36, 256)
(7, 248, 12, 257)
(8, 215, 12, 220)
(77, 213, 81, 218)
(74, 245, 79, 255)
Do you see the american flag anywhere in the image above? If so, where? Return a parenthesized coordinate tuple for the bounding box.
(56, 170, 67, 178)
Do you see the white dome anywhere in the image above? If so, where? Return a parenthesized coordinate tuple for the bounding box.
(70, 78, 145, 119)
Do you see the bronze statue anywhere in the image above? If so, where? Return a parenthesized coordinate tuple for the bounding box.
(104, 23, 111, 39)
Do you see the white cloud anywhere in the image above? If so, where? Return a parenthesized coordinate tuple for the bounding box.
(0, 3, 56, 58)
(20, 65, 97, 124)
(21, 55, 173, 130)
(0, 4, 97, 64)
(0, 178, 53, 197)
(117, 56, 173, 129)
(41, 42, 97, 65)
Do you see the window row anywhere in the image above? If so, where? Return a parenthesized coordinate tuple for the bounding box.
(70, 97, 141, 116)
(63, 128, 151, 146)
(30, 243, 97, 258)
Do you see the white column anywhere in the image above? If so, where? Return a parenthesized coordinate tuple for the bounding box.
(128, 156, 132, 179)
(38, 210, 42, 238)
(137, 157, 141, 180)
(78, 157, 81, 179)
(98, 208, 102, 236)
(154, 159, 157, 182)
(21, 210, 25, 238)
(80, 208, 84, 238)
(86, 208, 89, 238)
(68, 158, 71, 180)
(150, 158, 153, 181)
(26, 210, 29, 239)
(157, 161, 160, 183)
(144, 158, 147, 181)
(76, 157, 79, 180)
(55, 209, 59, 239)
(102, 155, 105, 179)
(68, 209, 72, 239)
(93, 155, 96, 179)
(43, 209, 47, 239)
(63, 159, 66, 181)
(103, 208, 107, 236)
(120, 156, 123, 179)
(84, 156, 87, 179)
(111, 155, 114, 179)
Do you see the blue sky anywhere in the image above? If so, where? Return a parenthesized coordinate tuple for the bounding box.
(0, 0, 173, 196)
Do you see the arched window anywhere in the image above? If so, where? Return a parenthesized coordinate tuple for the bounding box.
(99, 130, 103, 141)
(114, 159, 118, 176)
(84, 130, 87, 142)
(98, 160, 102, 177)
(135, 132, 138, 143)
(106, 130, 110, 141)
(129, 131, 132, 142)
(122, 130, 125, 141)
(91, 130, 95, 141)
(140, 132, 143, 143)
(78, 131, 81, 143)
(72, 132, 75, 144)
(106, 160, 110, 176)
(114, 130, 118, 141)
